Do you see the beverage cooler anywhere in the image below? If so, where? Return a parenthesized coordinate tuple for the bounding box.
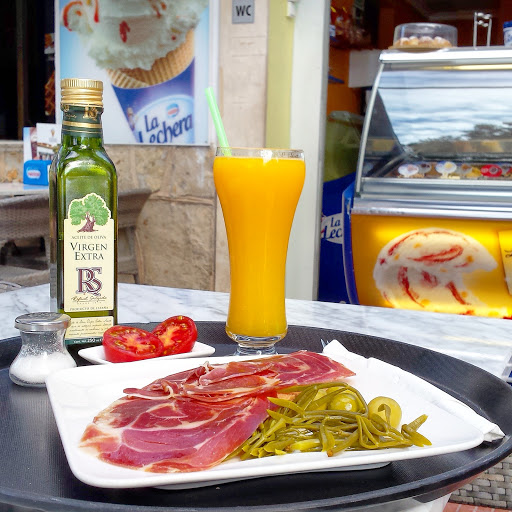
(343, 46, 512, 318)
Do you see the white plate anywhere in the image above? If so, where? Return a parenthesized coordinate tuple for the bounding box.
(78, 341, 215, 364)
(46, 351, 486, 490)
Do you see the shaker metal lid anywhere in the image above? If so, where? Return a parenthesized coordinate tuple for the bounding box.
(14, 312, 71, 332)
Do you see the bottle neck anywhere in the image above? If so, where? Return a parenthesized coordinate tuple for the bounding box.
(61, 104, 104, 147)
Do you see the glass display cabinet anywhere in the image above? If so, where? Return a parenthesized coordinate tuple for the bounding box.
(343, 47, 512, 318)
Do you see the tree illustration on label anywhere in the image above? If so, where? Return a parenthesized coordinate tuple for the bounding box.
(69, 193, 110, 232)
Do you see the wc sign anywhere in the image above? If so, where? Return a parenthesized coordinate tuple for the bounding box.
(233, 0, 254, 23)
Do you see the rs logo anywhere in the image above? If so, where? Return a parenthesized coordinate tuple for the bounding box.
(77, 268, 102, 295)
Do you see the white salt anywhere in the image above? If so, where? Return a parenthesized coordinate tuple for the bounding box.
(9, 352, 76, 386)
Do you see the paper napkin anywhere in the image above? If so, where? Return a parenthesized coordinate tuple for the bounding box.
(323, 340, 505, 443)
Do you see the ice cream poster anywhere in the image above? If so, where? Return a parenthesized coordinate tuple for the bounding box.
(55, 0, 212, 145)
(350, 214, 512, 319)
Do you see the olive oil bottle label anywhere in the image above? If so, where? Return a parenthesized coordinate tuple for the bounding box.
(63, 193, 115, 339)
(65, 316, 114, 344)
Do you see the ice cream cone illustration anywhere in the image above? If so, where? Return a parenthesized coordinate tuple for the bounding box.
(61, 0, 208, 143)
(107, 30, 195, 88)
(373, 227, 505, 316)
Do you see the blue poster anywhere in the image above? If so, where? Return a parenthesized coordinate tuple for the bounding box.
(56, 0, 211, 145)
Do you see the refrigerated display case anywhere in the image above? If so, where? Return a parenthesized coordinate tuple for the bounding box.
(343, 46, 512, 318)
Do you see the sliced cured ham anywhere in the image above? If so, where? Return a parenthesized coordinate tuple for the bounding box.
(124, 351, 355, 402)
(81, 394, 273, 472)
(80, 351, 355, 473)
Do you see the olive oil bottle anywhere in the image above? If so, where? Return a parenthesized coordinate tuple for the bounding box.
(49, 78, 117, 350)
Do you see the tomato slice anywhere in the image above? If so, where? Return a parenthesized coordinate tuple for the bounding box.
(152, 315, 198, 356)
(103, 326, 164, 363)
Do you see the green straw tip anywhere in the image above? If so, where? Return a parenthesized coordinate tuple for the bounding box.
(205, 87, 230, 150)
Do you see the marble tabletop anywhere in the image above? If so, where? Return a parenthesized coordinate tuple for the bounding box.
(2, 282, 512, 380)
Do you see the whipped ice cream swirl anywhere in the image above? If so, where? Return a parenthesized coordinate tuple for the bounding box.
(62, 0, 208, 70)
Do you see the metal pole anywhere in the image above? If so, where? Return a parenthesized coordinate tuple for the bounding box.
(473, 12, 478, 47)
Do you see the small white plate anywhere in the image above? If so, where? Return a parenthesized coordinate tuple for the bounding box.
(47, 351, 487, 490)
(78, 341, 215, 365)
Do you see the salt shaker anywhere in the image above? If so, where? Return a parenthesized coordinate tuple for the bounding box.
(10, 312, 77, 387)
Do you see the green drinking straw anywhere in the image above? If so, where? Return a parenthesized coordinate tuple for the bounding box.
(205, 87, 231, 155)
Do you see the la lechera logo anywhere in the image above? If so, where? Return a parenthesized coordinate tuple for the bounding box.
(167, 103, 179, 118)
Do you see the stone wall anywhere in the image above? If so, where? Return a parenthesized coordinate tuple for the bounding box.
(107, 144, 217, 290)
(450, 454, 512, 509)
(0, 141, 218, 291)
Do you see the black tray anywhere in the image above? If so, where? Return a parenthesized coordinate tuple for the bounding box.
(1, 321, 512, 512)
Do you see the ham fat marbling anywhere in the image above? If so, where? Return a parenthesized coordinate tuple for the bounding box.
(80, 351, 355, 473)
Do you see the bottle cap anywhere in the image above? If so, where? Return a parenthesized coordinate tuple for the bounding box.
(61, 78, 103, 108)
(14, 312, 71, 332)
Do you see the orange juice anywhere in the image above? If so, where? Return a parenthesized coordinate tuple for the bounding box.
(214, 151, 305, 343)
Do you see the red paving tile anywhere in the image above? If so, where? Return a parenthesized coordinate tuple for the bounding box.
(444, 503, 498, 512)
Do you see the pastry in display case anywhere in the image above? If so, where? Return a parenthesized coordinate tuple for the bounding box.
(342, 47, 512, 319)
(389, 23, 457, 50)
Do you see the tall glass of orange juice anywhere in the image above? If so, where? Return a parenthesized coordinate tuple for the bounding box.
(214, 147, 305, 355)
